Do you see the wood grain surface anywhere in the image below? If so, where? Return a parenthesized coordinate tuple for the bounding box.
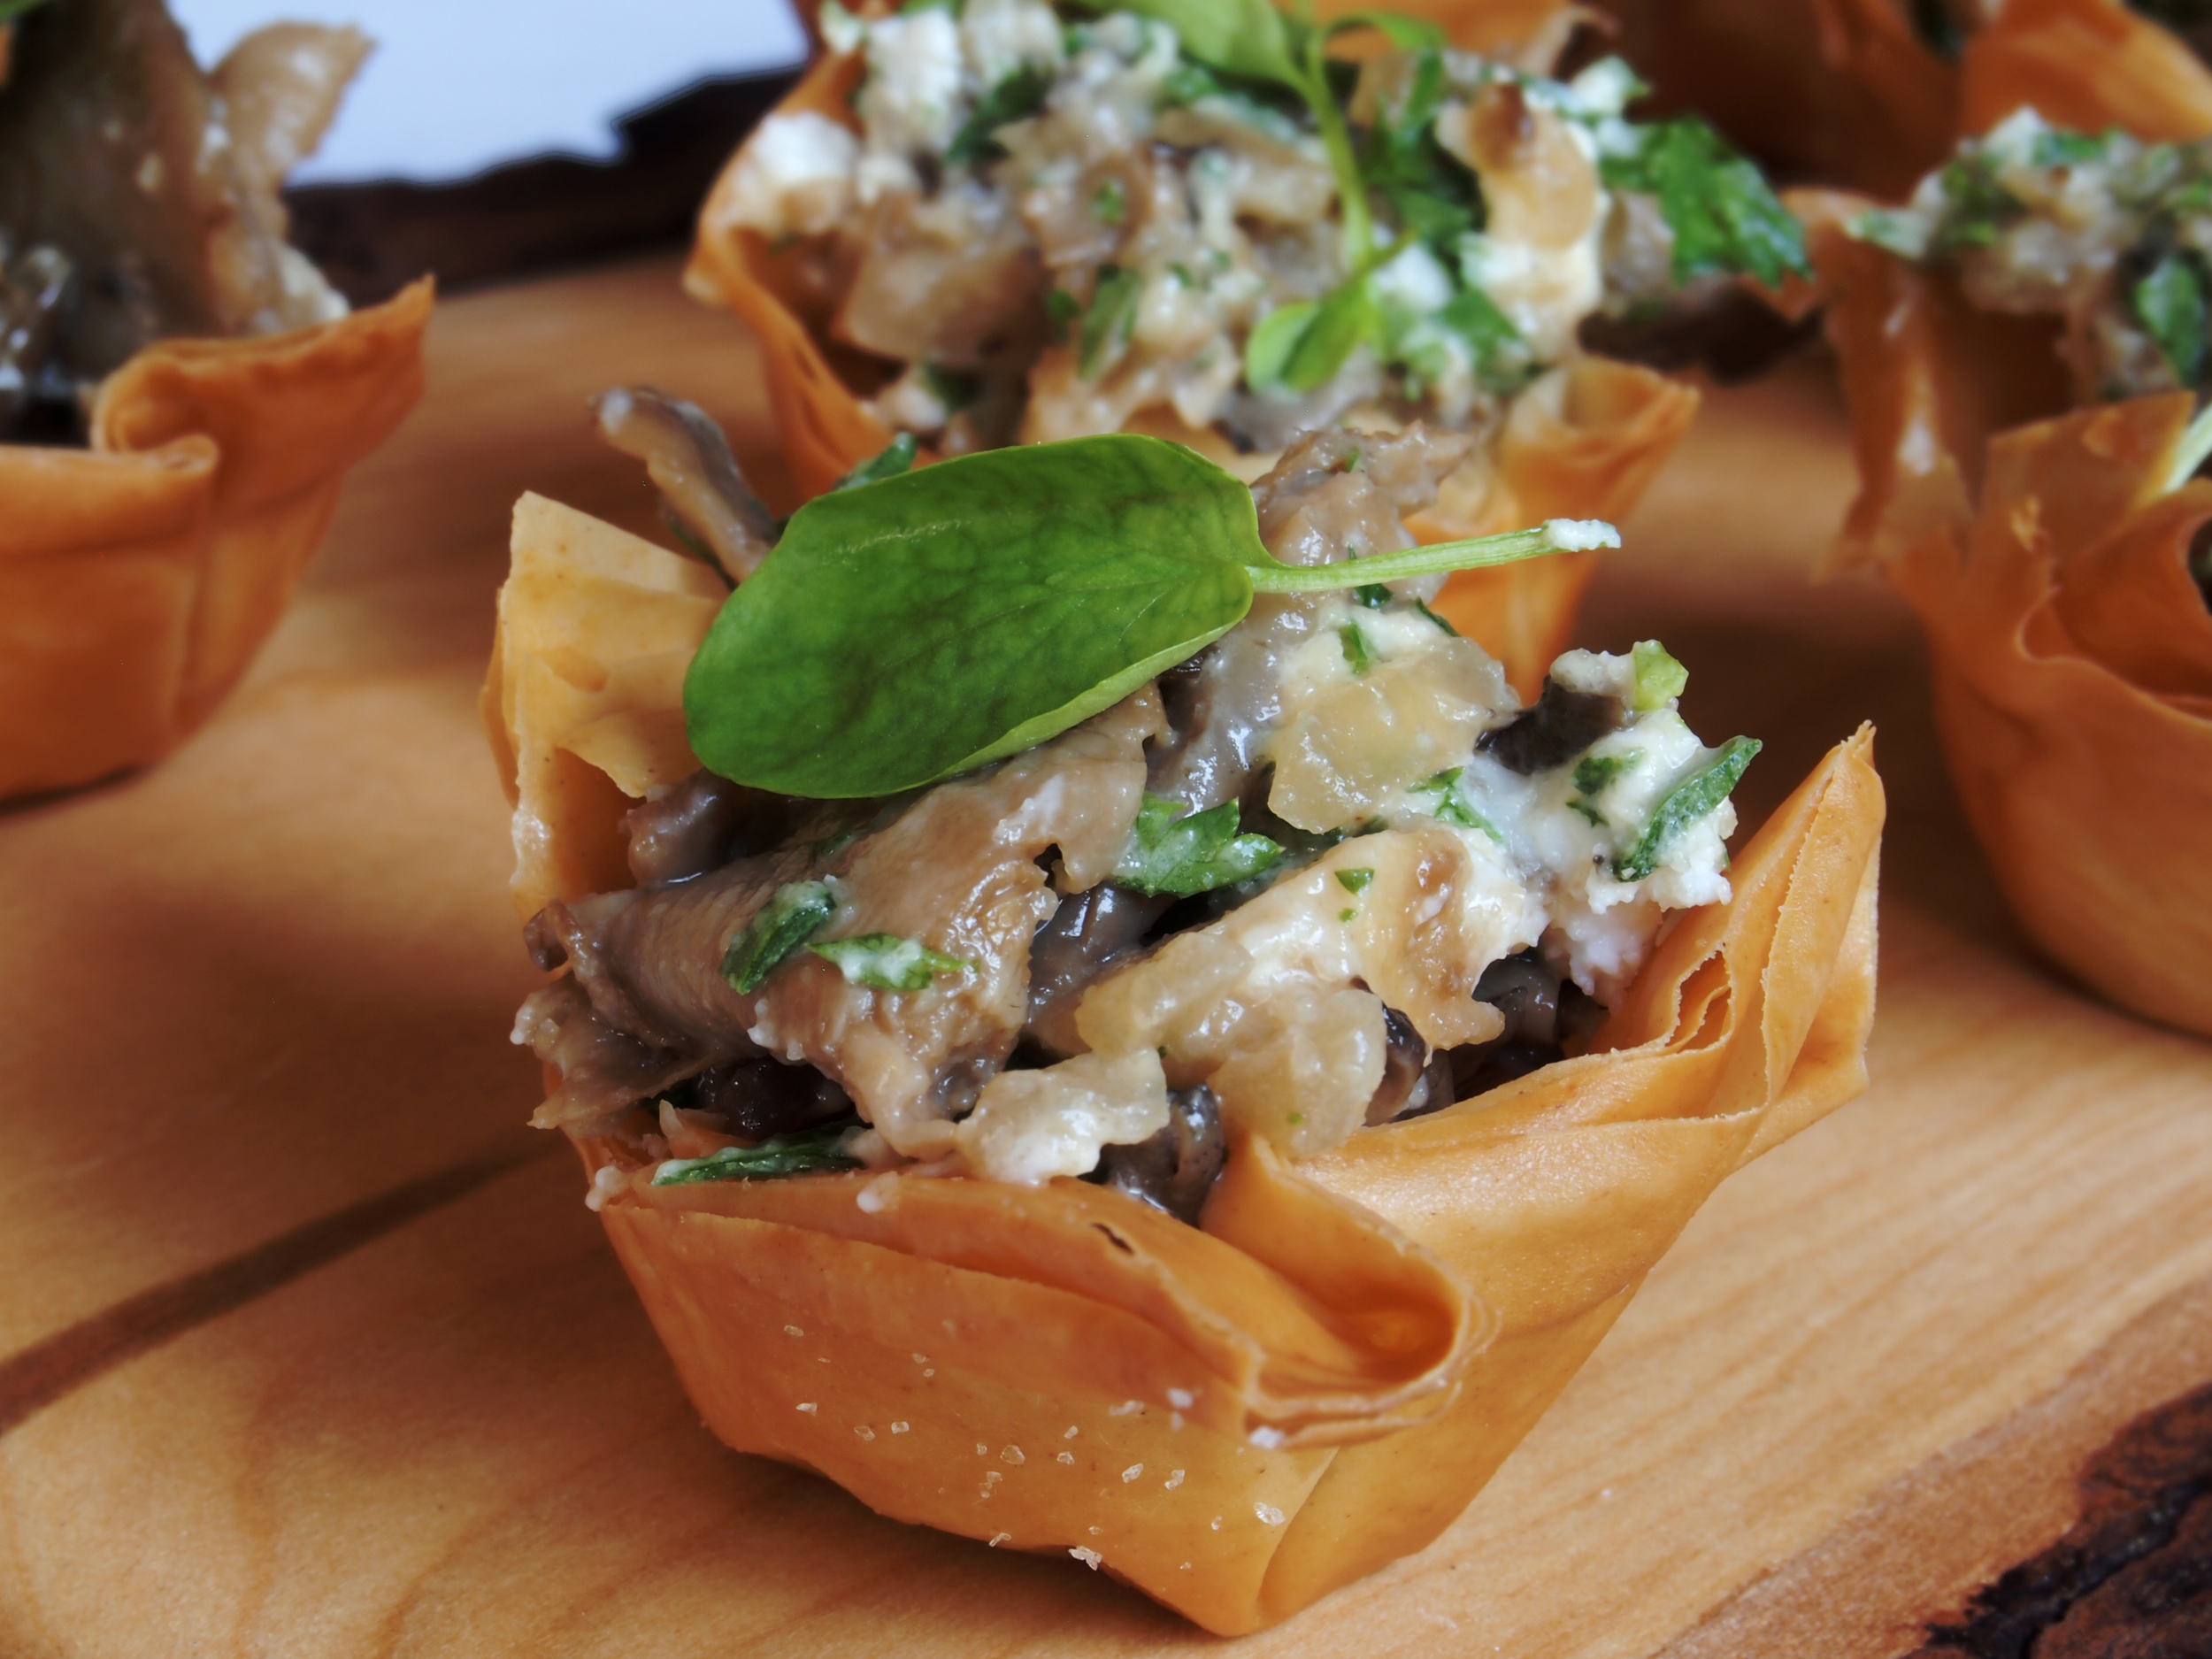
(3, 255, 2209, 1657)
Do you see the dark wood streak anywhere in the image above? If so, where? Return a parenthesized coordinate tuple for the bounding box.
(0, 1143, 551, 1438)
(1913, 1379, 2212, 1659)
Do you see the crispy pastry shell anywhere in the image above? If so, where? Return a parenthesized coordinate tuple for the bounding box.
(0, 279, 432, 800)
(1812, 214, 2212, 1035)
(484, 494, 1886, 1631)
(683, 4, 1699, 700)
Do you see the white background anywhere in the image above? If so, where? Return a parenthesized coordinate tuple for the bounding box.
(169, 0, 810, 184)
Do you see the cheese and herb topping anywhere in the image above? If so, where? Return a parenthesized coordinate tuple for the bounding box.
(1855, 108, 2212, 400)
(720, 0, 1805, 455)
(517, 414, 1760, 1215)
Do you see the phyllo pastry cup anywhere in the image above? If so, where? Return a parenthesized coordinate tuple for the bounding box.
(0, 279, 432, 800)
(1809, 211, 2212, 1035)
(484, 491, 1886, 1633)
(683, 2, 1701, 699)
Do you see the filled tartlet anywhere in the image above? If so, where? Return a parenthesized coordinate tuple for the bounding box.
(485, 396, 1885, 1632)
(1804, 68, 2212, 1034)
(687, 0, 1809, 691)
(0, 0, 429, 800)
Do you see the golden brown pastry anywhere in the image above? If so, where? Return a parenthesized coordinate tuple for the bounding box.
(0, 0, 429, 799)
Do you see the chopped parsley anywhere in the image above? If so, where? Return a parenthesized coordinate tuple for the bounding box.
(1079, 265, 1141, 379)
(1339, 621, 1374, 673)
(1410, 767, 1502, 840)
(1112, 793, 1284, 896)
(1334, 866, 1375, 893)
(2134, 250, 2210, 384)
(1093, 178, 1128, 226)
(721, 880, 836, 993)
(653, 1125, 863, 1185)
(946, 64, 1049, 168)
(809, 933, 975, 991)
(1614, 737, 1760, 881)
(1354, 582, 1393, 608)
(1600, 116, 1812, 287)
(833, 434, 918, 491)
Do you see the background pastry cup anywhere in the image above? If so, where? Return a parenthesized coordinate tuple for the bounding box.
(1596, 0, 2212, 199)
(484, 493, 1887, 1632)
(0, 280, 433, 801)
(682, 3, 1701, 700)
(1810, 212, 2212, 1037)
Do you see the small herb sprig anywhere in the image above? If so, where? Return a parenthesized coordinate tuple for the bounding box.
(682, 434, 1613, 798)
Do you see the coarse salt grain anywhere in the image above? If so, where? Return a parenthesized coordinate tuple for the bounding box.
(1169, 1412, 1183, 1431)
(1210, 1517, 1222, 1531)
(1164, 1470, 1185, 1489)
(1057, 1451, 1075, 1464)
(796, 1402, 818, 1414)
(923, 1369, 935, 1378)
(855, 1425, 876, 1441)
(1002, 1446, 1025, 1465)
(1064, 1425, 1079, 1439)
(1109, 1400, 1142, 1417)
(1180, 1562, 1192, 1571)
(1089, 1525, 1101, 1535)
(890, 1421, 910, 1434)
(1249, 1426, 1285, 1449)
(913, 1354, 929, 1364)
(1166, 1388, 1194, 1409)
(988, 1532, 1011, 1548)
(1121, 1463, 1144, 1483)
(975, 1442, 988, 1455)
(784, 1325, 804, 1337)
(1071, 1548, 1102, 1570)
(1256, 1503, 1286, 1526)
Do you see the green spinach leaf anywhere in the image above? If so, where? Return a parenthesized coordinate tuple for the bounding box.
(653, 1125, 863, 1185)
(721, 880, 837, 992)
(1614, 737, 1760, 880)
(683, 434, 1610, 798)
(810, 933, 975, 990)
(1113, 794, 1284, 895)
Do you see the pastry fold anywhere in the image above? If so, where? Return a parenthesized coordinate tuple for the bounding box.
(485, 495, 1886, 1632)
(682, 0, 1697, 700)
(0, 279, 432, 799)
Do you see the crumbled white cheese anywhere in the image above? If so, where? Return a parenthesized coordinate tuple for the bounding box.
(722, 111, 858, 240)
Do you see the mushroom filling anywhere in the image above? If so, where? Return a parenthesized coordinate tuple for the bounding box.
(722, 0, 1802, 457)
(0, 0, 363, 442)
(515, 400, 1759, 1220)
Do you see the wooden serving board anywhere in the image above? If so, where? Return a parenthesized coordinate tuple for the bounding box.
(3, 256, 2208, 1658)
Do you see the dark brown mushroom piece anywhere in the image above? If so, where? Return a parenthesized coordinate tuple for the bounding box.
(1479, 676, 1624, 774)
(1088, 1084, 1226, 1226)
